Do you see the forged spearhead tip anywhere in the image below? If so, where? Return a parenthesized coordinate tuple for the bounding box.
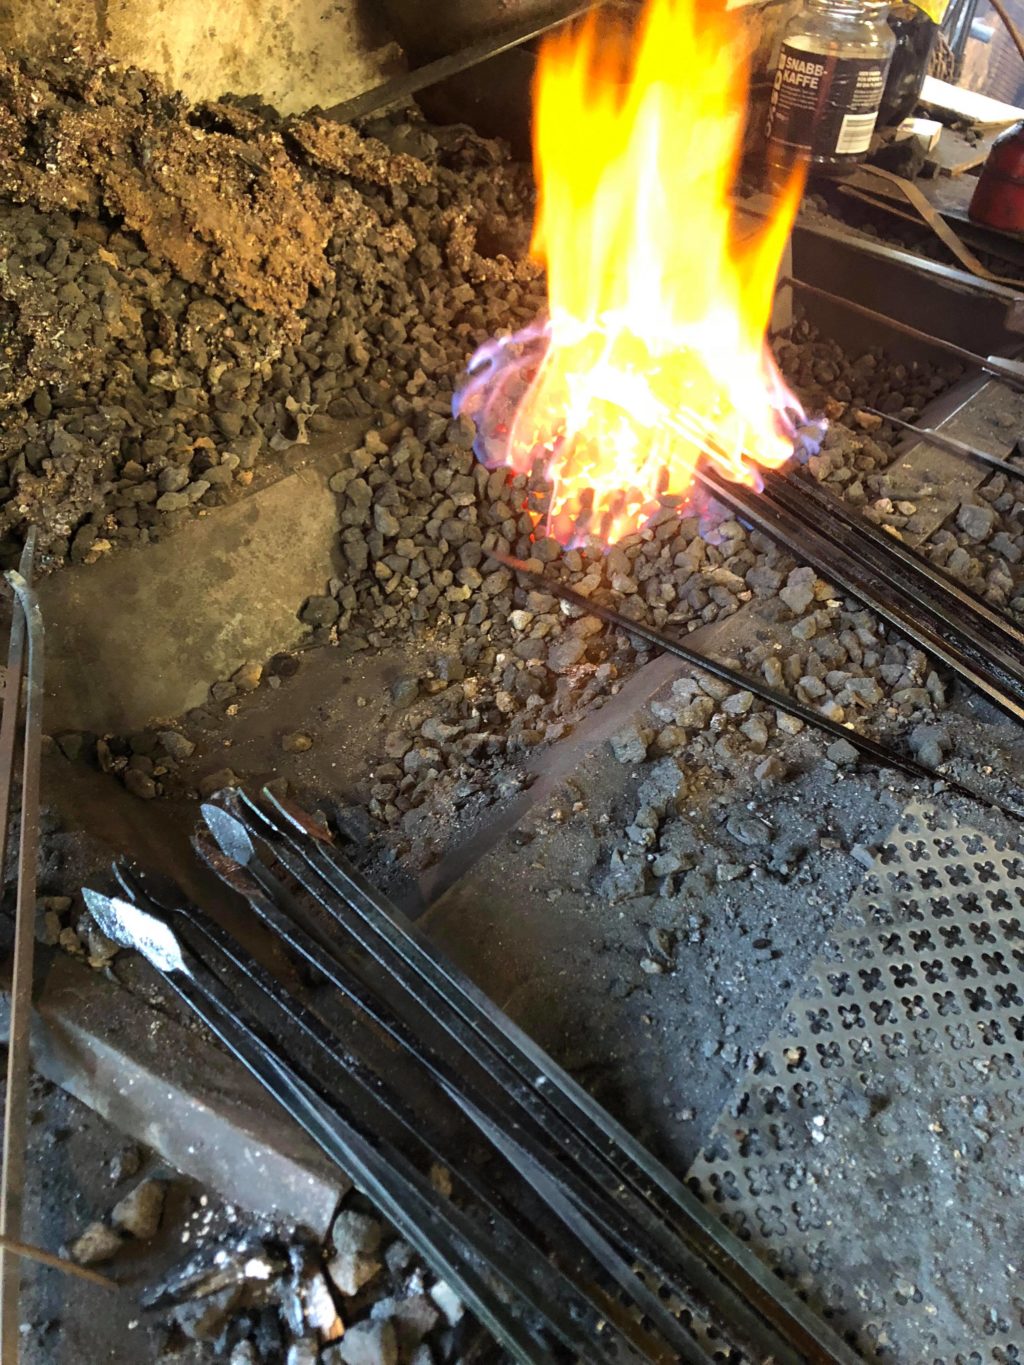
(201, 802, 257, 864)
(82, 888, 189, 976)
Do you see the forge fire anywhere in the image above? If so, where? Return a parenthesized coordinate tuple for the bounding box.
(456, 0, 811, 545)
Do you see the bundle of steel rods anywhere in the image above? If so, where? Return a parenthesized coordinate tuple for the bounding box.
(695, 462, 1024, 725)
(86, 789, 859, 1365)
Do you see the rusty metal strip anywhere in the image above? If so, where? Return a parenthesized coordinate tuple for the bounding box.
(854, 165, 1024, 289)
(0, 534, 43, 1365)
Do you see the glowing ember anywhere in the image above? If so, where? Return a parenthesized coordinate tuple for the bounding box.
(455, 0, 811, 545)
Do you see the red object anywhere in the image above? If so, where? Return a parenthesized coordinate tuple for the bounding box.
(969, 119, 1024, 233)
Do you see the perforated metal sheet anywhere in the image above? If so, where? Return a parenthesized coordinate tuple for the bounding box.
(688, 802, 1024, 1363)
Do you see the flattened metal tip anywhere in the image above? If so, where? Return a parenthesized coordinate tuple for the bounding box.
(260, 787, 334, 843)
(82, 889, 189, 975)
(201, 802, 257, 864)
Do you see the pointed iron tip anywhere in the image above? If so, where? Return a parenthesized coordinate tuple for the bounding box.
(201, 801, 257, 864)
(82, 888, 189, 975)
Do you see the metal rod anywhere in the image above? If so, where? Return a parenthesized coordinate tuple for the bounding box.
(781, 468, 1024, 660)
(0, 1235, 116, 1291)
(761, 470, 1024, 680)
(488, 552, 1022, 820)
(196, 811, 723, 1362)
(318, 3, 612, 125)
(696, 464, 1024, 723)
(858, 405, 1024, 482)
(781, 276, 1024, 388)
(249, 791, 864, 1365)
(0, 536, 42, 1365)
(159, 885, 630, 1365)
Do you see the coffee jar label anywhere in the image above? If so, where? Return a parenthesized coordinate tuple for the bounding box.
(767, 46, 889, 157)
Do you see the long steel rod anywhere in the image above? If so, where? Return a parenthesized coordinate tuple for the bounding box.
(0, 538, 41, 1365)
(139, 863, 634, 1363)
(859, 405, 1024, 482)
(249, 791, 863, 1365)
(781, 275, 1024, 388)
(488, 551, 1009, 798)
(696, 465, 1024, 722)
(319, 3, 612, 125)
(761, 471, 1024, 681)
(780, 469, 1024, 659)
(197, 813, 723, 1363)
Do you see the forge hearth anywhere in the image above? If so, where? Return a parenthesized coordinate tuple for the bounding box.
(3, 4, 1024, 1364)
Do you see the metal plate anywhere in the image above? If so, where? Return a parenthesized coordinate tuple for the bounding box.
(688, 802, 1024, 1362)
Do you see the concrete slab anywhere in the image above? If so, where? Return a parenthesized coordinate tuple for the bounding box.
(2, 951, 348, 1237)
(39, 438, 358, 735)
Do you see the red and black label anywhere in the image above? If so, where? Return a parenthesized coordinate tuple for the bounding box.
(767, 45, 889, 158)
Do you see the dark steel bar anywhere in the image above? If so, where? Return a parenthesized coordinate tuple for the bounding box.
(319, 3, 609, 125)
(859, 405, 1024, 483)
(248, 791, 864, 1365)
(122, 862, 638, 1364)
(779, 468, 1024, 661)
(697, 464, 1024, 724)
(195, 812, 723, 1364)
(762, 471, 1024, 680)
(83, 892, 560, 1365)
(0, 538, 42, 1365)
(782, 275, 1024, 388)
(488, 552, 996, 796)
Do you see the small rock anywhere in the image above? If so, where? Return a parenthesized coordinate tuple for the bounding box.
(390, 677, 419, 708)
(281, 731, 314, 753)
(331, 1319, 397, 1365)
(725, 811, 771, 845)
(429, 1281, 464, 1326)
(198, 768, 239, 798)
(287, 1339, 320, 1365)
(371, 1297, 439, 1357)
(610, 722, 652, 765)
(780, 581, 814, 614)
(109, 1145, 142, 1183)
(956, 502, 996, 540)
(328, 1211, 383, 1297)
(157, 730, 195, 761)
(826, 738, 859, 765)
(123, 768, 158, 800)
(112, 1179, 165, 1240)
(547, 637, 587, 672)
(70, 1222, 122, 1265)
(908, 723, 949, 769)
(232, 661, 263, 692)
(301, 595, 340, 628)
(754, 755, 787, 783)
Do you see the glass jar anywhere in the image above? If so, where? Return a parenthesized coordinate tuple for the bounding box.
(766, 0, 897, 181)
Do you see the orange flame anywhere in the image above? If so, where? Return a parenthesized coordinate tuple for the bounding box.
(468, 0, 804, 545)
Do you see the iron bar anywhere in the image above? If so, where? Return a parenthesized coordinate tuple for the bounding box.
(122, 858, 650, 1364)
(858, 405, 1024, 483)
(781, 275, 1024, 388)
(242, 790, 864, 1364)
(761, 470, 1024, 681)
(194, 808, 734, 1362)
(780, 469, 1024, 661)
(0, 536, 43, 1365)
(83, 891, 567, 1365)
(695, 464, 1024, 724)
(488, 551, 1019, 816)
(90, 795, 863, 1364)
(319, 3, 619, 126)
